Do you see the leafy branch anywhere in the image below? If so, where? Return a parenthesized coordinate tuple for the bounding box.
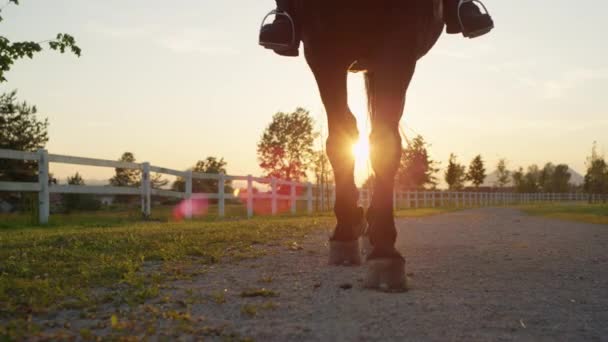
(0, 0, 81, 82)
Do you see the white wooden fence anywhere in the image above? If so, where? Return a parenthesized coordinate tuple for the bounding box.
(0, 148, 599, 224)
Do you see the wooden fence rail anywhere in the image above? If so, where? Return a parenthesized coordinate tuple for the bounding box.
(0, 148, 602, 224)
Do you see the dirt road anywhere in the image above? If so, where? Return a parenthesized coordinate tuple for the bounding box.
(38, 208, 608, 341)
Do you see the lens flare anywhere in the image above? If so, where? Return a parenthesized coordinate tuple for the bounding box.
(172, 196, 209, 221)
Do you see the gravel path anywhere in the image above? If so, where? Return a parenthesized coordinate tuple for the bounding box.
(42, 208, 608, 341)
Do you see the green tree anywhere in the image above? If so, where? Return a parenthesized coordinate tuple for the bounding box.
(539, 163, 555, 193)
(396, 135, 439, 190)
(109, 152, 139, 187)
(584, 142, 608, 197)
(172, 157, 233, 195)
(311, 150, 333, 210)
(312, 150, 332, 188)
(466, 155, 486, 188)
(495, 158, 510, 188)
(0, 91, 48, 182)
(523, 165, 541, 193)
(512, 165, 541, 193)
(512, 167, 525, 192)
(0, 0, 81, 82)
(109, 152, 167, 189)
(444, 153, 466, 190)
(551, 164, 572, 193)
(257, 108, 316, 181)
(63, 172, 101, 212)
(67, 172, 84, 186)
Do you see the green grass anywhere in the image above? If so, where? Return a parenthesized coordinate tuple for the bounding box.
(0, 216, 332, 317)
(0, 204, 257, 230)
(395, 207, 459, 218)
(0, 205, 457, 339)
(520, 202, 608, 225)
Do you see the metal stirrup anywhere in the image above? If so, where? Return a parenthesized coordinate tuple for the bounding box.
(457, 0, 494, 38)
(259, 10, 297, 49)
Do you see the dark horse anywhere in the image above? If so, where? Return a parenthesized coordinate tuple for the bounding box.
(299, 0, 444, 291)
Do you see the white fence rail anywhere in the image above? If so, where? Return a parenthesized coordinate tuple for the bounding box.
(0, 148, 601, 224)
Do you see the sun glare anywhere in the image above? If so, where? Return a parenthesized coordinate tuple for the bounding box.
(352, 138, 370, 164)
(352, 137, 371, 185)
(347, 74, 372, 186)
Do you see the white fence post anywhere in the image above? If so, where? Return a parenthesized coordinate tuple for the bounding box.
(218, 172, 225, 217)
(185, 170, 193, 220)
(307, 182, 313, 215)
(247, 175, 254, 218)
(330, 185, 336, 209)
(37, 149, 49, 224)
(271, 177, 277, 215)
(141, 162, 151, 218)
(290, 182, 297, 215)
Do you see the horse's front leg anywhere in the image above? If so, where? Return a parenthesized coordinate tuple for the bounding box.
(308, 60, 365, 266)
(364, 59, 416, 290)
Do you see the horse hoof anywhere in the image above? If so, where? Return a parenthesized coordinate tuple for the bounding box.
(328, 240, 362, 266)
(364, 258, 407, 292)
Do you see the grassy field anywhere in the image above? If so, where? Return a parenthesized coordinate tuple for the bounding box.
(0, 205, 457, 339)
(520, 202, 608, 225)
(0, 215, 333, 339)
(518, 203, 608, 224)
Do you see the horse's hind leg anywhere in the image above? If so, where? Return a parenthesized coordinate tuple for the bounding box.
(308, 61, 365, 266)
(364, 60, 416, 290)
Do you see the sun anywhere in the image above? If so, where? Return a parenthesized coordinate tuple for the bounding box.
(347, 73, 373, 185)
(352, 136, 371, 185)
(352, 137, 370, 163)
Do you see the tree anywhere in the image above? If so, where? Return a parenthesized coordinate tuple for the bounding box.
(551, 164, 572, 193)
(396, 135, 439, 190)
(0, 0, 81, 82)
(67, 172, 85, 186)
(312, 150, 332, 188)
(109, 152, 139, 187)
(584, 142, 608, 197)
(495, 159, 510, 188)
(311, 150, 333, 210)
(63, 172, 100, 212)
(466, 155, 486, 188)
(172, 157, 233, 195)
(524, 165, 540, 193)
(257, 108, 316, 181)
(109, 152, 167, 189)
(444, 153, 466, 190)
(539, 163, 555, 193)
(584, 159, 608, 197)
(512, 167, 525, 192)
(0, 91, 48, 182)
(512, 165, 541, 193)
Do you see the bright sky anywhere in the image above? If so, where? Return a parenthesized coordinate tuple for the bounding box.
(2, 0, 607, 186)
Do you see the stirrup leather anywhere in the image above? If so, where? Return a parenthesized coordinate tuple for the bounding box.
(457, 0, 494, 38)
(259, 10, 297, 50)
